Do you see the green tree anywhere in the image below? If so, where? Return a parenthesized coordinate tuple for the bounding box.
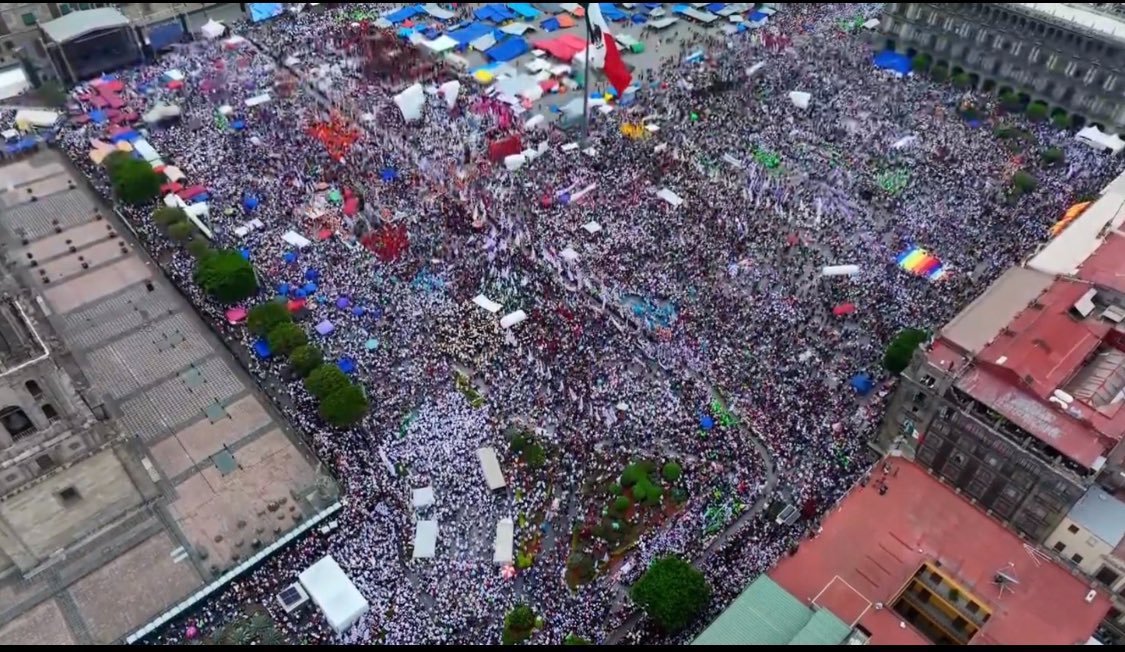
(1026, 101, 1049, 122)
(526, 443, 547, 469)
(612, 496, 632, 513)
(621, 461, 653, 487)
(154, 206, 188, 227)
(289, 344, 323, 378)
(999, 90, 1022, 112)
(37, 80, 68, 108)
(1011, 170, 1038, 194)
(267, 322, 307, 357)
(1041, 147, 1065, 166)
(1051, 112, 1071, 130)
(642, 481, 664, 506)
(167, 220, 195, 242)
(305, 364, 350, 399)
(609, 483, 623, 496)
(930, 64, 948, 82)
(319, 384, 368, 428)
(247, 300, 292, 337)
(194, 249, 258, 303)
(503, 604, 536, 645)
(186, 239, 212, 259)
(883, 328, 928, 374)
(104, 152, 162, 205)
(662, 461, 682, 483)
(952, 72, 971, 89)
(630, 556, 711, 632)
(564, 634, 591, 645)
(911, 53, 932, 71)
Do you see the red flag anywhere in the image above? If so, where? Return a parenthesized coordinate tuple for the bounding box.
(586, 4, 633, 97)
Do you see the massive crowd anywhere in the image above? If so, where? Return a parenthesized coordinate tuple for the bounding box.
(47, 2, 1125, 645)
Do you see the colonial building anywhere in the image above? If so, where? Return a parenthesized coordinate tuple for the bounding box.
(879, 3, 1125, 132)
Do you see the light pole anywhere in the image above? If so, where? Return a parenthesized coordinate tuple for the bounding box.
(579, 3, 592, 145)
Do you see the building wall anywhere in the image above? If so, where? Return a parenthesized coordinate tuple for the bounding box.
(880, 2, 1125, 132)
(1045, 515, 1114, 575)
(0, 446, 143, 570)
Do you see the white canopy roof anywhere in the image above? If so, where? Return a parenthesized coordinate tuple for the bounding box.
(411, 486, 435, 509)
(788, 90, 811, 110)
(0, 66, 30, 102)
(298, 555, 370, 635)
(500, 309, 528, 329)
(14, 109, 59, 128)
(282, 230, 312, 249)
(1076, 125, 1125, 154)
(201, 18, 226, 39)
(413, 520, 439, 559)
(657, 188, 684, 207)
(424, 35, 459, 53)
(472, 294, 503, 313)
(477, 447, 507, 490)
(493, 518, 515, 565)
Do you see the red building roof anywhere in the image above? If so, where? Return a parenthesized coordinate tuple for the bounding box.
(1078, 232, 1125, 295)
(770, 460, 1110, 646)
(928, 277, 1125, 469)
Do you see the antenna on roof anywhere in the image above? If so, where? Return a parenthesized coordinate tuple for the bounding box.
(994, 562, 1021, 598)
(1023, 543, 1052, 568)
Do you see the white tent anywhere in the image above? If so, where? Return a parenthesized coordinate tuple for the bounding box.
(413, 520, 439, 559)
(788, 90, 811, 110)
(298, 555, 370, 635)
(500, 309, 528, 329)
(282, 230, 312, 249)
(424, 35, 459, 54)
(162, 165, 186, 182)
(244, 93, 271, 107)
(201, 19, 225, 39)
(422, 3, 456, 20)
(821, 264, 860, 277)
(477, 447, 507, 490)
(14, 109, 59, 128)
(524, 114, 545, 130)
(143, 104, 181, 123)
(472, 294, 503, 313)
(394, 83, 426, 122)
(439, 80, 461, 108)
(412, 486, 435, 509)
(493, 518, 515, 565)
(649, 16, 680, 29)
(0, 66, 31, 101)
(471, 34, 497, 52)
(1076, 126, 1125, 155)
(862, 18, 881, 29)
(891, 135, 918, 149)
(504, 154, 528, 171)
(581, 221, 602, 234)
(559, 246, 579, 262)
(657, 188, 684, 207)
(132, 139, 161, 163)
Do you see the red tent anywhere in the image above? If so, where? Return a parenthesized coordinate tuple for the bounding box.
(488, 135, 523, 162)
(531, 34, 586, 61)
(833, 303, 856, 317)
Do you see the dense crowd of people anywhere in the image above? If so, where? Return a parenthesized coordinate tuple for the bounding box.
(47, 2, 1125, 645)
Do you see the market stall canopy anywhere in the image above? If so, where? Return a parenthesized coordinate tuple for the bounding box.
(413, 520, 439, 559)
(201, 18, 226, 39)
(298, 555, 370, 635)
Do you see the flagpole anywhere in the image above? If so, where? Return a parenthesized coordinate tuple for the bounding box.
(581, 3, 591, 145)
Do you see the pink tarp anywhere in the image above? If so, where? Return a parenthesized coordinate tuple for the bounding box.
(531, 34, 587, 62)
(96, 79, 125, 93)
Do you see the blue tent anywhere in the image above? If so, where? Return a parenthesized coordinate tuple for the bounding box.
(673, 5, 691, 15)
(706, 3, 726, 12)
(337, 357, 357, 374)
(282, 252, 297, 264)
(238, 247, 251, 260)
(386, 5, 424, 24)
(302, 282, 318, 294)
(700, 414, 715, 430)
(277, 283, 290, 295)
(487, 37, 529, 62)
(749, 10, 769, 21)
(242, 195, 259, 211)
(632, 14, 648, 24)
(873, 50, 912, 75)
(507, 3, 540, 19)
(231, 120, 246, 131)
(190, 192, 211, 203)
(850, 373, 874, 396)
(423, 27, 441, 39)
(249, 3, 283, 22)
(475, 4, 514, 22)
(381, 167, 399, 182)
(88, 109, 108, 124)
(448, 22, 493, 45)
(601, 4, 627, 21)
(253, 339, 271, 358)
(305, 268, 320, 281)
(541, 16, 560, 31)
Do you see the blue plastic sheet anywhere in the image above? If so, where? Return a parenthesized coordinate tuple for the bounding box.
(541, 17, 560, 32)
(386, 5, 425, 24)
(148, 19, 185, 51)
(486, 37, 529, 62)
(238, 247, 251, 260)
(337, 358, 357, 374)
(248, 3, 284, 22)
(507, 3, 540, 19)
(253, 339, 271, 358)
(448, 22, 493, 45)
(873, 50, 912, 74)
(242, 195, 259, 211)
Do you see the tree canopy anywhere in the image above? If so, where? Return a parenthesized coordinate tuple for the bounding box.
(1026, 101, 1049, 122)
(503, 604, 536, 645)
(662, 461, 682, 482)
(194, 249, 258, 303)
(153, 206, 188, 227)
(305, 364, 351, 399)
(630, 556, 711, 632)
(105, 151, 162, 205)
(883, 327, 928, 374)
(267, 322, 307, 357)
(319, 384, 369, 428)
(247, 301, 291, 337)
(167, 220, 196, 242)
(289, 344, 323, 378)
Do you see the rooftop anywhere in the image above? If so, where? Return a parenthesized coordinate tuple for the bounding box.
(1068, 486, 1125, 548)
(1014, 3, 1125, 43)
(691, 575, 852, 646)
(769, 460, 1111, 646)
(40, 7, 130, 44)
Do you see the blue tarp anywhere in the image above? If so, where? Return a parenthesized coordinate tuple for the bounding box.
(238, 247, 251, 260)
(673, 5, 691, 14)
(475, 4, 515, 22)
(508, 3, 540, 19)
(749, 10, 769, 21)
(386, 5, 424, 24)
(189, 192, 210, 203)
(231, 120, 246, 131)
(88, 109, 108, 124)
(243, 195, 259, 211)
(110, 129, 140, 143)
(850, 373, 874, 396)
(873, 50, 911, 74)
(337, 357, 357, 374)
(700, 414, 715, 430)
(253, 339, 272, 358)
(248, 2, 284, 22)
(448, 22, 494, 45)
(148, 20, 185, 51)
(706, 3, 726, 12)
(601, 4, 627, 21)
(381, 167, 399, 182)
(541, 16, 560, 31)
(283, 252, 298, 264)
(305, 268, 320, 281)
(486, 37, 529, 62)
(632, 14, 647, 24)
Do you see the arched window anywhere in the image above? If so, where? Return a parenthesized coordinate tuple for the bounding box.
(25, 380, 42, 398)
(42, 404, 58, 422)
(0, 406, 35, 440)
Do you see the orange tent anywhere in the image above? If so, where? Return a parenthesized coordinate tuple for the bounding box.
(557, 14, 576, 28)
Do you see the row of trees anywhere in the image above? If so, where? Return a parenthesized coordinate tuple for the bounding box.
(247, 301, 368, 428)
(105, 151, 163, 205)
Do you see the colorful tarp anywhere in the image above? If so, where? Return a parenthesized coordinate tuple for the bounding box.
(1050, 201, 1092, 237)
(896, 246, 947, 281)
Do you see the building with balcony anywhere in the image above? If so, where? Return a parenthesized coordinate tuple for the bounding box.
(878, 3, 1125, 132)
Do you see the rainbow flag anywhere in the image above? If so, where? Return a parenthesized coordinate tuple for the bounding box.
(896, 246, 948, 281)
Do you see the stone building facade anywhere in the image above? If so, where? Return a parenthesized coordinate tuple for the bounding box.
(878, 2, 1125, 132)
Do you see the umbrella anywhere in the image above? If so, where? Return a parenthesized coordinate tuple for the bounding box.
(337, 296, 351, 309)
(365, 338, 379, 351)
(700, 415, 715, 430)
(833, 303, 856, 317)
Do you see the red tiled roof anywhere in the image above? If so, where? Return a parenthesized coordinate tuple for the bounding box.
(1077, 232, 1125, 295)
(770, 460, 1110, 646)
